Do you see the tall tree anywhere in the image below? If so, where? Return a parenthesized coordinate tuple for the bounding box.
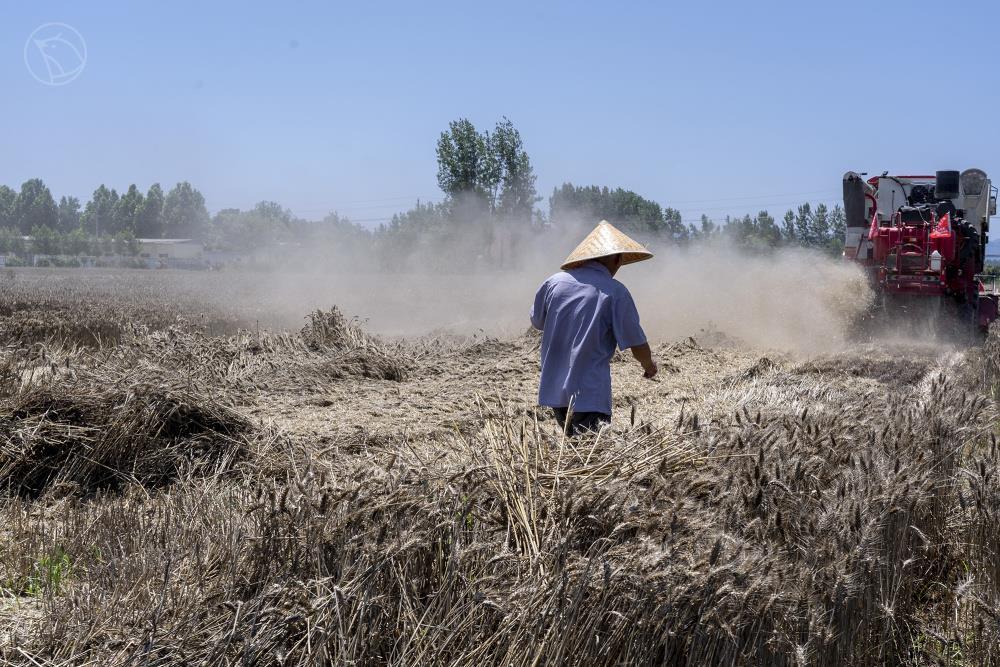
(435, 118, 495, 208)
(829, 204, 846, 243)
(755, 210, 782, 247)
(57, 196, 81, 232)
(724, 214, 749, 245)
(794, 203, 813, 246)
(162, 182, 209, 238)
(15, 179, 58, 234)
(699, 214, 716, 238)
(0, 186, 17, 229)
(663, 207, 688, 243)
(81, 185, 119, 236)
(489, 117, 537, 222)
(112, 184, 145, 235)
(828, 204, 846, 255)
(782, 210, 796, 243)
(810, 203, 830, 248)
(136, 183, 164, 238)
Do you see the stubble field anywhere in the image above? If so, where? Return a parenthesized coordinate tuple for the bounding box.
(2, 267, 1000, 666)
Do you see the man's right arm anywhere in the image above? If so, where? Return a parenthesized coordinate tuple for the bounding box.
(630, 342, 657, 378)
(611, 288, 656, 378)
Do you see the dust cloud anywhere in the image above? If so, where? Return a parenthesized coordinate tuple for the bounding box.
(624, 245, 874, 353)
(226, 227, 873, 355)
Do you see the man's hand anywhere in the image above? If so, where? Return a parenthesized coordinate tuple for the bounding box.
(629, 343, 658, 380)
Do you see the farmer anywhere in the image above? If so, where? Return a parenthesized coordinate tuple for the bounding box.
(530, 220, 657, 435)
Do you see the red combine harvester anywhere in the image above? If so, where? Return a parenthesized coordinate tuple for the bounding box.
(843, 169, 999, 335)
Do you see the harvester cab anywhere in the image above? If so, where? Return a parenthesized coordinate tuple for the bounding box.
(843, 169, 999, 335)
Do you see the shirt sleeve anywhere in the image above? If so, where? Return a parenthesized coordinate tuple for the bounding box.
(611, 287, 647, 350)
(530, 280, 548, 330)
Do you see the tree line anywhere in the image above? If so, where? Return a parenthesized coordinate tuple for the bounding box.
(0, 180, 209, 239)
(0, 178, 370, 259)
(1, 117, 846, 265)
(548, 184, 846, 254)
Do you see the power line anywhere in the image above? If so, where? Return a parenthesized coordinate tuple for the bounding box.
(663, 190, 840, 205)
(674, 198, 841, 215)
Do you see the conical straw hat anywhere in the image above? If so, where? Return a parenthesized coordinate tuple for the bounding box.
(560, 221, 653, 270)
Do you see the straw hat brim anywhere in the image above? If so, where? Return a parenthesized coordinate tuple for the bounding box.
(560, 221, 653, 270)
(561, 251, 652, 270)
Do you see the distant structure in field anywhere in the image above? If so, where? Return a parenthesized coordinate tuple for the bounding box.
(136, 238, 203, 268)
(3, 236, 207, 269)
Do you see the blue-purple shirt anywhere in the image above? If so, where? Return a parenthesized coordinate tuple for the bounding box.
(529, 261, 647, 414)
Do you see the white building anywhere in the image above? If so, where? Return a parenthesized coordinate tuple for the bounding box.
(137, 239, 203, 267)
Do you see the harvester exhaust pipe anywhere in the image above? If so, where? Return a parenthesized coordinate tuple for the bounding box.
(842, 171, 868, 229)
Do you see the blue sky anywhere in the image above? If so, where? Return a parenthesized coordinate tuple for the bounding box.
(3, 0, 1000, 229)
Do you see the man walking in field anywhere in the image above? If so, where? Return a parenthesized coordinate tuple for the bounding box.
(530, 221, 657, 435)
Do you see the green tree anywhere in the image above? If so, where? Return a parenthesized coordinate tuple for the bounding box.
(112, 184, 145, 235)
(723, 214, 748, 244)
(725, 210, 782, 250)
(663, 207, 688, 243)
(81, 185, 119, 236)
(375, 200, 452, 270)
(794, 203, 813, 246)
(15, 179, 58, 234)
(57, 196, 82, 232)
(136, 183, 164, 238)
(209, 208, 243, 248)
(0, 227, 25, 254)
(810, 203, 830, 248)
(113, 230, 140, 256)
(209, 201, 297, 250)
(829, 204, 846, 251)
(251, 201, 292, 228)
(0, 186, 18, 229)
(90, 235, 113, 257)
(62, 227, 90, 255)
(755, 210, 782, 247)
(30, 225, 60, 255)
(700, 214, 716, 238)
(549, 183, 665, 235)
(312, 212, 371, 259)
(162, 182, 209, 238)
(489, 117, 538, 223)
(782, 209, 796, 243)
(436, 118, 495, 208)
(317, 211, 370, 240)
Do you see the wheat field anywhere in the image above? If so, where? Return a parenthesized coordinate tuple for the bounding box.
(1, 267, 1000, 666)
